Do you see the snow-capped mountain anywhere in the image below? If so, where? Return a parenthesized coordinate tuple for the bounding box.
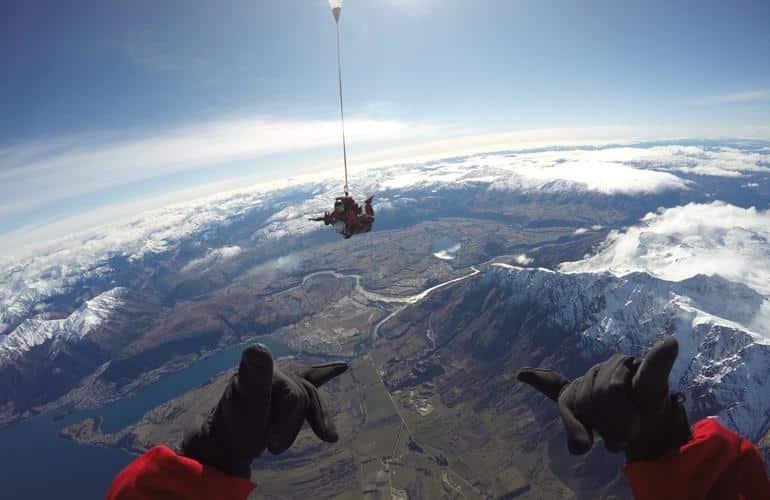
(486, 263, 770, 442)
(482, 197, 770, 442)
(0, 287, 127, 363)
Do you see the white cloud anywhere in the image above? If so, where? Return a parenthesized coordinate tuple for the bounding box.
(560, 202, 770, 292)
(181, 246, 243, 273)
(503, 160, 687, 194)
(560, 202, 770, 338)
(514, 254, 534, 265)
(245, 253, 304, 280)
(433, 243, 461, 260)
(525, 145, 770, 178)
(0, 116, 435, 219)
(6, 122, 766, 231)
(0, 185, 275, 335)
(696, 89, 770, 105)
(397, 148, 692, 195)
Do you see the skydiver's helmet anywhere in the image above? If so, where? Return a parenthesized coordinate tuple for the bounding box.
(334, 199, 344, 214)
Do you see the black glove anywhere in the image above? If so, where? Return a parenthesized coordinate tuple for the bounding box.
(180, 344, 348, 477)
(517, 337, 691, 462)
(266, 362, 347, 453)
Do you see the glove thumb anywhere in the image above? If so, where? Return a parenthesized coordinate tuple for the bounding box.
(301, 378, 339, 443)
(517, 368, 570, 401)
(558, 388, 595, 455)
(302, 362, 348, 387)
(632, 337, 678, 409)
(301, 363, 347, 443)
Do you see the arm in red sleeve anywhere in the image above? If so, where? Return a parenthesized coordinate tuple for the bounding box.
(624, 418, 770, 500)
(729, 437, 770, 500)
(107, 446, 255, 500)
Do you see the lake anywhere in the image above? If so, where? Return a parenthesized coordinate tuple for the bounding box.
(0, 337, 289, 499)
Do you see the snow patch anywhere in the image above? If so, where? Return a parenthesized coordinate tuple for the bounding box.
(490, 265, 770, 440)
(0, 287, 127, 364)
(181, 246, 243, 272)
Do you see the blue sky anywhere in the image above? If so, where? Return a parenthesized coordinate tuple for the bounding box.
(2, 0, 769, 234)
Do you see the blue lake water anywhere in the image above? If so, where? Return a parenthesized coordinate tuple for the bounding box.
(0, 337, 289, 499)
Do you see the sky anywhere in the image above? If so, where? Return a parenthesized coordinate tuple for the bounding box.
(2, 0, 769, 235)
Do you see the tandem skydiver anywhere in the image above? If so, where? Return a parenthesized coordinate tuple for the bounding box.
(310, 194, 374, 239)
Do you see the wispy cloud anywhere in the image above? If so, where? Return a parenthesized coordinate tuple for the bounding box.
(693, 89, 770, 105)
(0, 115, 436, 220)
(3, 120, 767, 234)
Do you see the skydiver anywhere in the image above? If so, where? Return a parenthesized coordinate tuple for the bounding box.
(310, 194, 374, 239)
(363, 195, 374, 218)
(107, 344, 347, 500)
(518, 337, 770, 499)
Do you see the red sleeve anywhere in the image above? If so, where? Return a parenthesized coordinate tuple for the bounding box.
(624, 419, 770, 500)
(729, 438, 770, 500)
(106, 445, 255, 500)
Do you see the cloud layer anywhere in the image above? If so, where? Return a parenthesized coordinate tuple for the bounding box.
(369, 144, 769, 196)
(1, 141, 768, 360)
(560, 201, 770, 338)
(0, 116, 434, 220)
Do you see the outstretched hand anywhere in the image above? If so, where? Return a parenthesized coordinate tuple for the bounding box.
(180, 344, 348, 477)
(517, 337, 690, 461)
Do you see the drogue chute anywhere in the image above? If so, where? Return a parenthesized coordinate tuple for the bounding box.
(329, 0, 342, 23)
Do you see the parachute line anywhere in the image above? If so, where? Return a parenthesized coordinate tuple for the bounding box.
(335, 22, 349, 196)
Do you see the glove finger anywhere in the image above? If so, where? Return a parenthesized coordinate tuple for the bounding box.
(179, 345, 274, 475)
(235, 345, 274, 456)
(301, 378, 339, 443)
(632, 337, 678, 408)
(302, 362, 349, 387)
(589, 355, 641, 448)
(237, 344, 274, 402)
(558, 387, 594, 455)
(266, 369, 308, 454)
(516, 368, 570, 401)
